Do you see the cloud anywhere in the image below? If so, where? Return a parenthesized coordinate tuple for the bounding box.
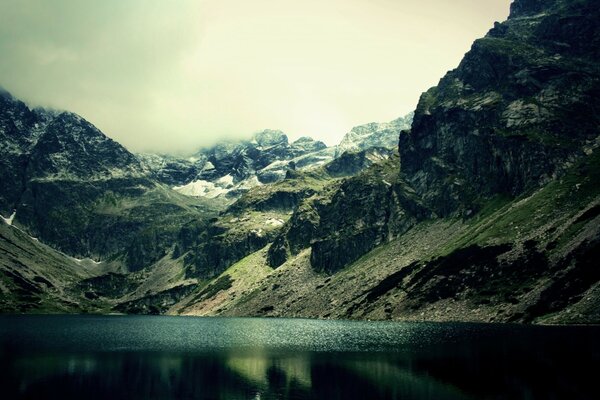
(0, 0, 511, 153)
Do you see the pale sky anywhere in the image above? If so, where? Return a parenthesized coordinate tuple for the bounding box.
(0, 0, 511, 153)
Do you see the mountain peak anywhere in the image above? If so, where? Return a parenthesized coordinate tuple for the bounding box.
(335, 113, 413, 157)
(253, 129, 288, 147)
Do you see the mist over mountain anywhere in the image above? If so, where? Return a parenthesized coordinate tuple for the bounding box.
(0, 1, 511, 153)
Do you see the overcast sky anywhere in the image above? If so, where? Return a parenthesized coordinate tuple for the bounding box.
(0, 0, 511, 154)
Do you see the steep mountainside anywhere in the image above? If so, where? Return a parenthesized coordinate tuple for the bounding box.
(400, 0, 600, 215)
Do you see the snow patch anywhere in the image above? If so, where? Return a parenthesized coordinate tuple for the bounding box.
(173, 180, 229, 198)
(217, 174, 234, 187)
(1, 211, 16, 226)
(72, 257, 102, 264)
(266, 218, 285, 227)
(251, 228, 264, 237)
(201, 161, 216, 171)
(175, 174, 262, 199)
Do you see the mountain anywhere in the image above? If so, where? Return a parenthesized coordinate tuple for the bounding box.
(399, 0, 600, 215)
(0, 92, 221, 272)
(335, 113, 413, 157)
(140, 130, 334, 200)
(141, 117, 414, 202)
(167, 0, 600, 323)
(0, 88, 399, 314)
(1, 0, 599, 323)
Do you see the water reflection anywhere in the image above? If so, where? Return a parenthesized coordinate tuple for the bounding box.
(2, 350, 472, 399)
(1, 316, 598, 399)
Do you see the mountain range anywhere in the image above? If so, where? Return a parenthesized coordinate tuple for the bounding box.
(1, 0, 599, 324)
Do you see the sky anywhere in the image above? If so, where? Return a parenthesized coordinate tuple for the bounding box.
(0, 0, 511, 154)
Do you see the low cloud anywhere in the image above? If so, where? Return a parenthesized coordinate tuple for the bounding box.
(0, 0, 510, 154)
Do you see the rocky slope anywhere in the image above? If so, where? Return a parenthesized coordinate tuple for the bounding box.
(177, 148, 599, 324)
(0, 220, 107, 313)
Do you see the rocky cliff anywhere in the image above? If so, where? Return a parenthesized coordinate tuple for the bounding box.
(399, 0, 600, 215)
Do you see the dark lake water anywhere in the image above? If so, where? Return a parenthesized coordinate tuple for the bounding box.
(0, 315, 598, 399)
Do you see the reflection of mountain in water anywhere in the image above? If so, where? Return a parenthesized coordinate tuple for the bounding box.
(0, 351, 472, 400)
(2, 316, 599, 400)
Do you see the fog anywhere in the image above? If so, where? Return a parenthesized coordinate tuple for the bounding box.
(0, 0, 511, 153)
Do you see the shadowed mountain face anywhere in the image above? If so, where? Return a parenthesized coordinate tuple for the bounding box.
(399, 0, 600, 215)
(1, 0, 599, 323)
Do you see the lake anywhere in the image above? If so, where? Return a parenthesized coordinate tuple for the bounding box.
(0, 315, 598, 399)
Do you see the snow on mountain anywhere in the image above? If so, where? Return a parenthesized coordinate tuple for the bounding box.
(1, 210, 16, 226)
(335, 112, 413, 157)
(174, 175, 262, 199)
(143, 114, 413, 200)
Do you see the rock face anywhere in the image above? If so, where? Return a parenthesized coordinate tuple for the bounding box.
(196, 130, 328, 183)
(325, 147, 394, 177)
(267, 155, 431, 271)
(0, 90, 54, 216)
(335, 114, 413, 157)
(136, 153, 199, 186)
(399, 0, 600, 215)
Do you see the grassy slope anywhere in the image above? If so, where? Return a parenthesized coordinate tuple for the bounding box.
(176, 148, 600, 323)
(0, 222, 111, 313)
